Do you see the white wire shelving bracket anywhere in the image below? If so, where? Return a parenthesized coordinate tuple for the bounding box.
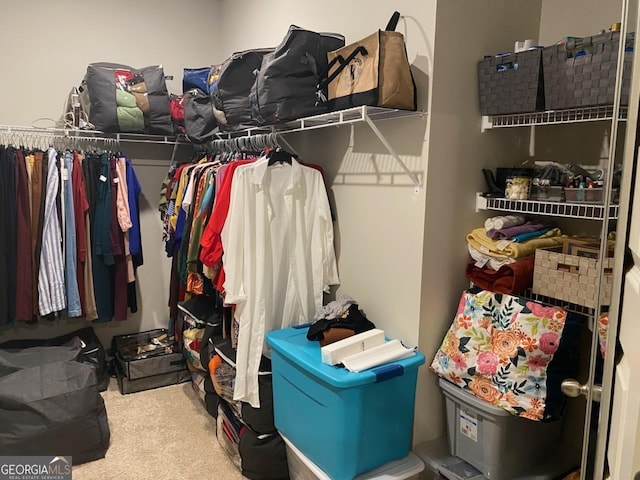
(476, 193, 619, 220)
(481, 105, 628, 131)
(215, 106, 425, 193)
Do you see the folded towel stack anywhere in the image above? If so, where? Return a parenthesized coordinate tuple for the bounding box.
(484, 214, 525, 232)
(467, 215, 564, 294)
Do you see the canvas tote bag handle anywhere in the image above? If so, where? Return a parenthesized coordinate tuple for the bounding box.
(385, 11, 401, 31)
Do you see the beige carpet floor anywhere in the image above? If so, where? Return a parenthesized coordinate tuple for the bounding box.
(73, 380, 244, 480)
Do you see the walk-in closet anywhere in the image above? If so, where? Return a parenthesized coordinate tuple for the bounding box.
(0, 1, 638, 480)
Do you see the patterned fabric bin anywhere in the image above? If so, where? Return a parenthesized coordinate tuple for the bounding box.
(542, 31, 634, 110)
(532, 246, 613, 308)
(478, 49, 544, 115)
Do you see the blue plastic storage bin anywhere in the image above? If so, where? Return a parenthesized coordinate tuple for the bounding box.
(266, 327, 425, 480)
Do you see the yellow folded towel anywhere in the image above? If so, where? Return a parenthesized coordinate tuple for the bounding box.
(467, 227, 564, 259)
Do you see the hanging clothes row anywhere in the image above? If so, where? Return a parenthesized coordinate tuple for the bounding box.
(160, 151, 252, 329)
(159, 146, 339, 407)
(0, 146, 143, 325)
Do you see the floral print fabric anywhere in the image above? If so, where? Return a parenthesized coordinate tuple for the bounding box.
(431, 290, 567, 421)
(597, 313, 608, 359)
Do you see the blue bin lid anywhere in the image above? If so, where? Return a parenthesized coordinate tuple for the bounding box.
(266, 326, 425, 389)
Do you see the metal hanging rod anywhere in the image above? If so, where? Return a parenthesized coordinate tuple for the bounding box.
(198, 132, 299, 156)
(0, 124, 189, 146)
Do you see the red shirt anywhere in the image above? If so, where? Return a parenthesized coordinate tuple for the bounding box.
(199, 160, 254, 290)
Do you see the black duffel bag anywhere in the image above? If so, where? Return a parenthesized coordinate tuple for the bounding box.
(0, 340, 110, 464)
(183, 88, 218, 144)
(0, 326, 110, 391)
(251, 26, 345, 124)
(211, 49, 273, 128)
(239, 430, 289, 480)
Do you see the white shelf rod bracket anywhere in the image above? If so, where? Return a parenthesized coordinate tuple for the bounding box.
(480, 115, 493, 132)
(475, 192, 487, 212)
(529, 125, 536, 157)
(275, 133, 300, 158)
(363, 113, 421, 194)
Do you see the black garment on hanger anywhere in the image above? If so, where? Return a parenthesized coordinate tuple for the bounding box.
(267, 149, 294, 166)
(4, 148, 17, 323)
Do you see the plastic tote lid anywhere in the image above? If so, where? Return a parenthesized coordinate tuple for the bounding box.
(265, 326, 425, 389)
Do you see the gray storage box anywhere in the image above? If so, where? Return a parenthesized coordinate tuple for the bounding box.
(478, 49, 544, 115)
(116, 364, 191, 394)
(439, 378, 562, 480)
(113, 329, 190, 394)
(543, 32, 634, 110)
(117, 350, 187, 380)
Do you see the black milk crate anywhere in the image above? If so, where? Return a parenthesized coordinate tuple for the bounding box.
(112, 328, 188, 384)
(543, 31, 634, 110)
(478, 49, 544, 115)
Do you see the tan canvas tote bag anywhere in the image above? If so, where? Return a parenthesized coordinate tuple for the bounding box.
(319, 12, 416, 111)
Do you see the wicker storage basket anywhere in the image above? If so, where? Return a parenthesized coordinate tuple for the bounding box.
(478, 49, 544, 115)
(532, 246, 613, 308)
(543, 32, 634, 110)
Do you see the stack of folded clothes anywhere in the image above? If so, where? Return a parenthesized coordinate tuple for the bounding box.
(466, 215, 564, 294)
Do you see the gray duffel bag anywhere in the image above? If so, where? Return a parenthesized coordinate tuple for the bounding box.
(250, 26, 345, 124)
(84, 62, 173, 134)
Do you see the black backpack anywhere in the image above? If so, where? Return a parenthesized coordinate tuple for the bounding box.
(211, 49, 273, 128)
(251, 26, 345, 125)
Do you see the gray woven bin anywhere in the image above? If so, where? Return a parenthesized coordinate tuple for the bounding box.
(478, 49, 544, 115)
(543, 31, 633, 110)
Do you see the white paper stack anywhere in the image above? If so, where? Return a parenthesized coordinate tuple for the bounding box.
(320, 329, 385, 366)
(341, 339, 416, 373)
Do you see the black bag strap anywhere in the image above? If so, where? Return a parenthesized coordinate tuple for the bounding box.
(385, 11, 401, 31)
(318, 46, 369, 90)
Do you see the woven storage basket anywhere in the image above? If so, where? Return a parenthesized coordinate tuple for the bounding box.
(543, 31, 634, 110)
(478, 49, 544, 115)
(532, 246, 613, 308)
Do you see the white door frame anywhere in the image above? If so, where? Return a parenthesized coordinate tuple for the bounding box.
(595, 0, 640, 477)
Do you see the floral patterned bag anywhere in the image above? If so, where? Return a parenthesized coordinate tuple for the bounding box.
(431, 289, 567, 421)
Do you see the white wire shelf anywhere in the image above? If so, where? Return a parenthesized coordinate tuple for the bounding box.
(476, 193, 619, 220)
(521, 288, 595, 317)
(0, 124, 189, 145)
(481, 105, 628, 130)
(216, 106, 425, 138)
(216, 106, 426, 191)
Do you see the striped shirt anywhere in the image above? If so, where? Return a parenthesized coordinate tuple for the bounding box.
(38, 148, 66, 315)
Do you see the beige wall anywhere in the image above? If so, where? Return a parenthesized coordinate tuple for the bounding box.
(0, 0, 221, 126)
(0, 0, 220, 346)
(539, 0, 623, 45)
(417, 0, 542, 444)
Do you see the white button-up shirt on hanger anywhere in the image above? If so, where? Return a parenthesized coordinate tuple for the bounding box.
(222, 156, 339, 407)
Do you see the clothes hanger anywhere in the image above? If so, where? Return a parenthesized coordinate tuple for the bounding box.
(267, 148, 293, 166)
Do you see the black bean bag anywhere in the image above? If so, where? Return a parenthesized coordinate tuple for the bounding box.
(0, 340, 110, 464)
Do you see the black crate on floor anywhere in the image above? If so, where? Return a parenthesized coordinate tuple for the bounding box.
(478, 49, 544, 115)
(543, 31, 634, 110)
(112, 328, 190, 394)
